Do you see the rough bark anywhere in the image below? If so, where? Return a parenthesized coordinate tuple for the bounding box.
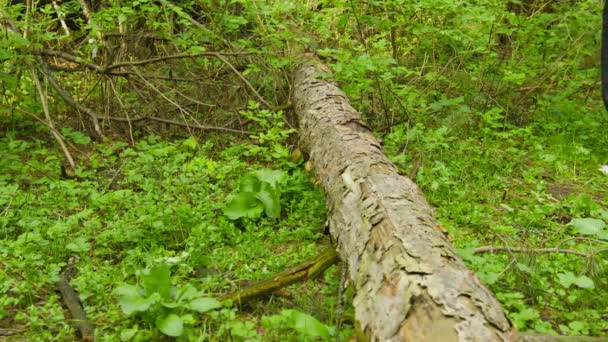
(293, 57, 516, 341)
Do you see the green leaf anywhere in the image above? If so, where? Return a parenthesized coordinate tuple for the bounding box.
(282, 309, 332, 339)
(570, 218, 606, 236)
(65, 237, 91, 252)
(239, 174, 261, 193)
(114, 285, 158, 315)
(181, 137, 198, 150)
(557, 272, 595, 289)
(224, 192, 264, 220)
(142, 265, 172, 298)
(176, 284, 199, 302)
(252, 169, 286, 188)
(155, 314, 183, 337)
(573, 275, 595, 289)
(255, 182, 281, 218)
(187, 297, 222, 313)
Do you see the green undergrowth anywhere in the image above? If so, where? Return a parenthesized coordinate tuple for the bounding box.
(2, 0, 608, 339)
(0, 118, 351, 340)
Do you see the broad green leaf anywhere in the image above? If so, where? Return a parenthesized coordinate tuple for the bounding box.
(573, 275, 595, 289)
(142, 265, 172, 298)
(252, 169, 286, 188)
(255, 182, 281, 218)
(187, 297, 222, 313)
(161, 301, 180, 308)
(570, 218, 606, 236)
(557, 272, 577, 288)
(557, 272, 594, 289)
(224, 192, 264, 220)
(239, 174, 262, 193)
(176, 284, 199, 302)
(155, 314, 183, 337)
(114, 285, 158, 315)
(282, 309, 331, 339)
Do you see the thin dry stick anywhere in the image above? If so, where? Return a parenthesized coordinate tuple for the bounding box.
(51, 1, 70, 36)
(157, 0, 216, 38)
(213, 52, 271, 109)
(37, 56, 104, 139)
(104, 51, 252, 71)
(32, 69, 77, 169)
(133, 71, 196, 136)
(474, 246, 590, 257)
(77, 0, 91, 20)
(99, 115, 250, 135)
(106, 79, 135, 145)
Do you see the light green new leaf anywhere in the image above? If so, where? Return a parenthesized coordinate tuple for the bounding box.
(255, 182, 281, 218)
(224, 192, 264, 220)
(142, 265, 172, 298)
(239, 174, 262, 193)
(156, 314, 183, 337)
(114, 285, 158, 315)
(573, 275, 595, 289)
(570, 218, 606, 236)
(283, 309, 332, 339)
(252, 169, 286, 188)
(187, 297, 222, 313)
(557, 272, 595, 289)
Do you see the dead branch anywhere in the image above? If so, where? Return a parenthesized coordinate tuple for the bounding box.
(220, 247, 339, 305)
(100, 115, 251, 134)
(37, 56, 104, 140)
(213, 53, 271, 109)
(104, 51, 252, 71)
(56, 263, 94, 341)
(474, 246, 592, 257)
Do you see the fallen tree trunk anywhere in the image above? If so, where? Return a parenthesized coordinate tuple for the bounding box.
(293, 57, 515, 341)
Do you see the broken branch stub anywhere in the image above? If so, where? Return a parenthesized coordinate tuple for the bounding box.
(293, 58, 515, 341)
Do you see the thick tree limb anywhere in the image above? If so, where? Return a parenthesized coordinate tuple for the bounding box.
(56, 263, 94, 341)
(293, 56, 515, 341)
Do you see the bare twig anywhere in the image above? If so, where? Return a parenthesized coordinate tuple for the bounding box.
(37, 56, 104, 140)
(474, 246, 590, 257)
(37, 49, 105, 73)
(157, 0, 216, 38)
(51, 0, 70, 36)
(99, 115, 251, 134)
(107, 160, 127, 189)
(104, 51, 252, 71)
(36, 49, 251, 74)
(213, 52, 271, 109)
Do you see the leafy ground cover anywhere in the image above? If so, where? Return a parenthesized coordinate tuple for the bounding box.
(1, 0, 608, 339)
